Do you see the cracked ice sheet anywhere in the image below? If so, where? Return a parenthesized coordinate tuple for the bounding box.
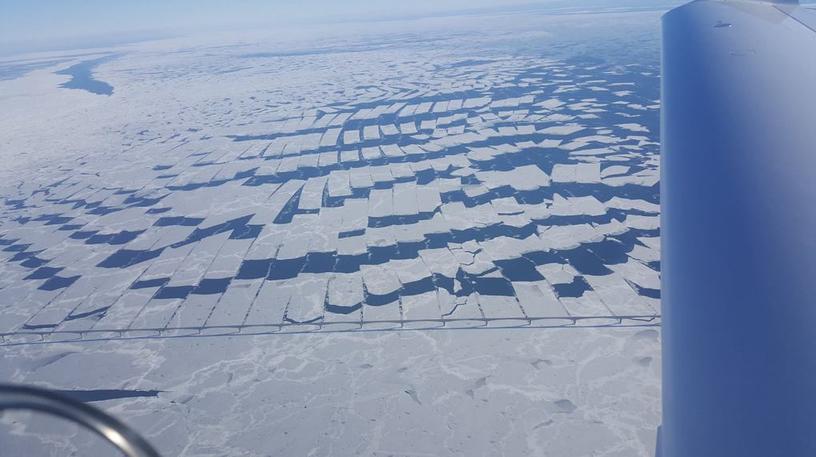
(0, 328, 660, 457)
(0, 8, 667, 456)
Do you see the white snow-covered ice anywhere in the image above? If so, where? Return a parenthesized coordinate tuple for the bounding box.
(0, 4, 664, 456)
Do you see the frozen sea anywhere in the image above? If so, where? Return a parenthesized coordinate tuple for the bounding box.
(0, 3, 669, 456)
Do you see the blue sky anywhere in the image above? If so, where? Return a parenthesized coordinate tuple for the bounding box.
(3, 0, 815, 56)
(8, 0, 774, 56)
(0, 0, 555, 52)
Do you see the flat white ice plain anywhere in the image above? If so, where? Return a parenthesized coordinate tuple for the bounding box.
(0, 3, 664, 456)
(0, 329, 660, 456)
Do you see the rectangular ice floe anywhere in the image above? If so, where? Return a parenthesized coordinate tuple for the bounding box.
(14, 282, 74, 329)
(346, 168, 371, 191)
(205, 278, 265, 327)
(389, 163, 413, 180)
(400, 291, 442, 327)
(475, 165, 550, 191)
(92, 288, 156, 331)
(327, 272, 364, 312)
(252, 180, 305, 224)
(339, 198, 368, 233)
(593, 219, 629, 237)
(342, 129, 361, 145)
(365, 226, 395, 249)
(551, 163, 601, 183)
(459, 249, 497, 277)
(327, 170, 352, 197)
(414, 101, 433, 114)
(1, 288, 67, 332)
(513, 281, 571, 321)
(418, 119, 436, 131)
(167, 292, 221, 329)
(282, 274, 327, 325)
(418, 248, 459, 278)
(477, 294, 526, 323)
(130, 296, 185, 330)
(368, 188, 393, 219)
(379, 144, 403, 158)
(244, 279, 291, 327)
(298, 176, 328, 211)
(137, 243, 195, 281)
(317, 151, 338, 167)
(463, 97, 491, 108)
(166, 233, 230, 286)
(362, 301, 401, 329)
(337, 234, 366, 257)
(390, 258, 433, 289)
(609, 259, 660, 291)
(602, 169, 659, 187)
(539, 124, 584, 136)
(361, 264, 401, 303)
(536, 98, 565, 110)
(489, 196, 523, 216)
(480, 235, 541, 263)
(438, 291, 482, 325)
(380, 124, 400, 137)
(340, 149, 360, 163)
(392, 183, 418, 216)
(549, 194, 606, 217)
(368, 165, 393, 185)
(638, 236, 660, 251)
(536, 262, 578, 286)
(415, 187, 442, 213)
(604, 197, 659, 214)
(616, 123, 649, 133)
(362, 125, 380, 141)
(582, 274, 656, 317)
(623, 214, 659, 231)
(399, 122, 418, 134)
(627, 243, 659, 264)
(560, 291, 613, 318)
(61, 275, 142, 331)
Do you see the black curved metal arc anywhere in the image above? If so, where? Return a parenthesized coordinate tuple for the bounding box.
(0, 384, 161, 457)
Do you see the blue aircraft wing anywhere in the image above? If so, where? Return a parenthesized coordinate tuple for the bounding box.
(661, 1, 816, 456)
